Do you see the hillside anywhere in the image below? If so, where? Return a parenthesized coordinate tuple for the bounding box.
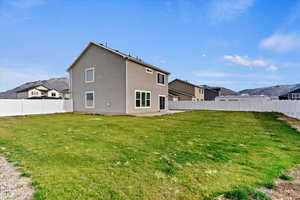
(0, 77, 69, 99)
(239, 84, 300, 96)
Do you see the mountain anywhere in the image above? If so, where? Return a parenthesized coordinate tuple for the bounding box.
(239, 84, 300, 96)
(0, 77, 69, 99)
(216, 87, 238, 96)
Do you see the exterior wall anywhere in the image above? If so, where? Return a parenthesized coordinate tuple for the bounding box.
(194, 87, 204, 101)
(71, 45, 126, 114)
(126, 60, 168, 114)
(47, 89, 61, 98)
(28, 89, 44, 98)
(288, 89, 300, 100)
(204, 89, 219, 101)
(16, 91, 28, 99)
(169, 81, 194, 96)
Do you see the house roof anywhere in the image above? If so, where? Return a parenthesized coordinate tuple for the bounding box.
(279, 86, 300, 97)
(67, 41, 170, 75)
(168, 88, 194, 97)
(169, 79, 203, 88)
(16, 85, 51, 93)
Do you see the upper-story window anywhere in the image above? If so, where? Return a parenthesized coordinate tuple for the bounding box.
(85, 67, 95, 83)
(157, 72, 165, 85)
(146, 68, 153, 74)
(51, 92, 56, 97)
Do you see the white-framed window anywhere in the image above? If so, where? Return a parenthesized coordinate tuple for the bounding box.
(85, 67, 95, 83)
(85, 91, 95, 108)
(51, 92, 56, 97)
(157, 72, 165, 85)
(135, 90, 151, 108)
(146, 68, 153, 74)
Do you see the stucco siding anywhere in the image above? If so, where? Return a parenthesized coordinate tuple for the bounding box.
(126, 60, 168, 114)
(169, 81, 194, 96)
(71, 45, 126, 114)
(16, 91, 28, 99)
(194, 87, 204, 101)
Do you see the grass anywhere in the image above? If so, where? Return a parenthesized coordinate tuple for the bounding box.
(0, 111, 300, 199)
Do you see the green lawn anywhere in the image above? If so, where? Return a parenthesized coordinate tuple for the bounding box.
(0, 111, 300, 200)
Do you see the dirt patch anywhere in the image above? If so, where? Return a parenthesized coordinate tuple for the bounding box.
(278, 115, 300, 132)
(0, 156, 34, 200)
(259, 165, 300, 200)
(258, 115, 300, 200)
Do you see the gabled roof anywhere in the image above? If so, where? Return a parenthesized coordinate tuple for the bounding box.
(169, 79, 203, 88)
(16, 85, 50, 93)
(168, 88, 193, 97)
(67, 41, 170, 75)
(279, 85, 300, 97)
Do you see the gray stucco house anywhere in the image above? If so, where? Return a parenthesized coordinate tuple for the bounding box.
(68, 41, 170, 114)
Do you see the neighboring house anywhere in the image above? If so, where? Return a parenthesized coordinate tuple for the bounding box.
(279, 87, 300, 100)
(215, 95, 271, 102)
(16, 85, 67, 99)
(67, 41, 170, 114)
(168, 79, 204, 101)
(61, 89, 71, 100)
(203, 86, 220, 101)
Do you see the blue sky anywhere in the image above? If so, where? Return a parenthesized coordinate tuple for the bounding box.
(0, 0, 300, 92)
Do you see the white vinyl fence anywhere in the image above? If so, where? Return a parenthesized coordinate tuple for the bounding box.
(169, 100, 300, 120)
(0, 99, 73, 117)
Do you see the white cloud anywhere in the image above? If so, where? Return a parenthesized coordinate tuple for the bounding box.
(196, 71, 231, 78)
(208, 0, 254, 23)
(195, 71, 280, 79)
(259, 33, 300, 53)
(8, 0, 45, 9)
(223, 55, 278, 71)
(266, 65, 279, 71)
(0, 67, 51, 92)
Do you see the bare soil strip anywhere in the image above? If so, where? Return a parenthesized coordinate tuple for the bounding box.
(258, 115, 300, 200)
(0, 156, 34, 200)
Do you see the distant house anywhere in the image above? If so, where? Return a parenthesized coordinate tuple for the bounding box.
(16, 85, 69, 99)
(68, 41, 170, 114)
(168, 79, 204, 101)
(203, 86, 220, 101)
(279, 87, 300, 100)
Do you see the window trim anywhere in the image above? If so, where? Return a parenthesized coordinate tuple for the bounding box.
(85, 91, 95, 109)
(156, 72, 166, 86)
(85, 67, 95, 83)
(135, 90, 151, 109)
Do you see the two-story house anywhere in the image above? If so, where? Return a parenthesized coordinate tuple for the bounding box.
(67, 41, 170, 114)
(16, 85, 63, 99)
(168, 79, 204, 101)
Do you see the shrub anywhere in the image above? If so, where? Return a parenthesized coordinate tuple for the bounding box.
(224, 189, 249, 200)
(262, 181, 276, 189)
(223, 187, 270, 200)
(279, 174, 293, 181)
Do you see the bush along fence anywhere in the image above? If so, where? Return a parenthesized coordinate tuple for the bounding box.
(169, 100, 300, 120)
(0, 99, 73, 117)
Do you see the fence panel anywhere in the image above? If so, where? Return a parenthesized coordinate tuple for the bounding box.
(0, 99, 73, 117)
(169, 100, 300, 120)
